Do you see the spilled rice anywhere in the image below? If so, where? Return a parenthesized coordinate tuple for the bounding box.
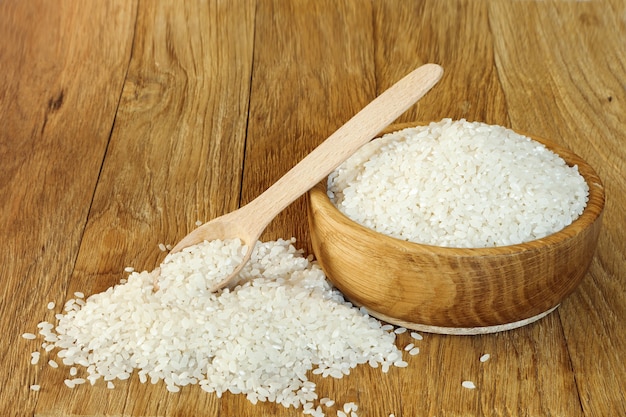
(24, 238, 423, 415)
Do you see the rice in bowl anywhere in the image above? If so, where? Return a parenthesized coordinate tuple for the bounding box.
(308, 120, 604, 332)
(327, 119, 589, 248)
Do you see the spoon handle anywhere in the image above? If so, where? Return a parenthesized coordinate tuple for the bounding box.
(246, 63, 443, 228)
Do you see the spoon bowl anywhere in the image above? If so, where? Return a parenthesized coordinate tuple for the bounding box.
(157, 64, 444, 291)
(165, 204, 265, 289)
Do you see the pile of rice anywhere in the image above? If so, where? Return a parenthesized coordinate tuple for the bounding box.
(26, 238, 414, 416)
(328, 119, 589, 248)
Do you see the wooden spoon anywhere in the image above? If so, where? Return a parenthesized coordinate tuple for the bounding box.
(157, 63, 443, 292)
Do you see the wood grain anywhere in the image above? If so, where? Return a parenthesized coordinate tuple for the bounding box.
(243, 0, 377, 255)
(373, 0, 509, 126)
(1, 0, 624, 416)
(0, 1, 137, 416)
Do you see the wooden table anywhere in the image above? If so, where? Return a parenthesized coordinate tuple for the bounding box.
(2, 1, 624, 416)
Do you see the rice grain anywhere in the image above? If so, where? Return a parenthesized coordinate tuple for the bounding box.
(462, 380, 476, 389)
(410, 332, 423, 341)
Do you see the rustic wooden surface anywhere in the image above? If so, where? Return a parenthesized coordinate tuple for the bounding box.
(1, 0, 624, 416)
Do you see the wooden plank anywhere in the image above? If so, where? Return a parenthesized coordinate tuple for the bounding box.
(374, 1, 584, 416)
(242, 0, 377, 252)
(0, 1, 136, 416)
(488, 1, 626, 415)
(236, 0, 381, 415)
(33, 1, 256, 416)
(373, 0, 508, 126)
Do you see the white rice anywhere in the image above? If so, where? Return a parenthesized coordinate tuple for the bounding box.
(410, 332, 423, 341)
(28, 238, 404, 413)
(322, 399, 335, 407)
(394, 360, 409, 368)
(328, 119, 589, 248)
(480, 353, 491, 362)
(462, 380, 477, 389)
(343, 402, 358, 412)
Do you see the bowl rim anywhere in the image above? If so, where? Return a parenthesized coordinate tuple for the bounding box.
(312, 121, 605, 256)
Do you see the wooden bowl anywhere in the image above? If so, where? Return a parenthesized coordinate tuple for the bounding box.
(307, 123, 605, 334)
